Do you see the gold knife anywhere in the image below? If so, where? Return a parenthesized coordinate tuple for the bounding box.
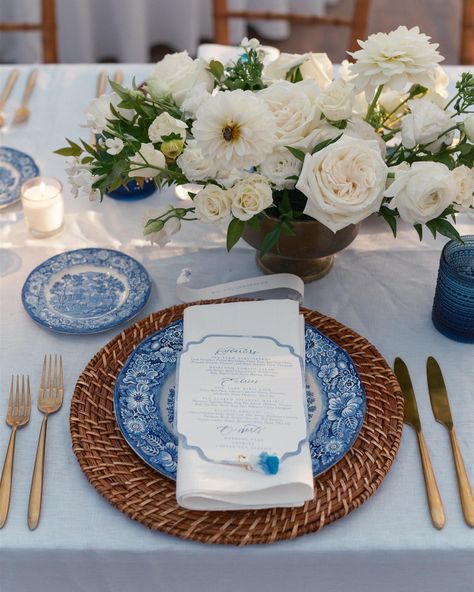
(427, 356, 474, 527)
(394, 357, 446, 529)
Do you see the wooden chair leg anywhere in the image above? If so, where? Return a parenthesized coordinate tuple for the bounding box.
(461, 0, 474, 64)
(41, 0, 58, 63)
(213, 0, 230, 45)
(349, 0, 370, 53)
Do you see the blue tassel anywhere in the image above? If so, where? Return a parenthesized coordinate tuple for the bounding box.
(257, 452, 280, 475)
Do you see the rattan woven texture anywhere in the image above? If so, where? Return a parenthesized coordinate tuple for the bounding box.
(70, 299, 404, 545)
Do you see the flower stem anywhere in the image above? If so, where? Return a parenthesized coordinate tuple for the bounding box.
(365, 85, 384, 123)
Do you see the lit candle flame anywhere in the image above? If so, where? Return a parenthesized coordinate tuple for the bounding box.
(40, 181, 46, 196)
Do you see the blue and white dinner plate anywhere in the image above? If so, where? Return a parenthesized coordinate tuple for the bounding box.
(0, 147, 39, 208)
(114, 320, 366, 480)
(22, 248, 151, 334)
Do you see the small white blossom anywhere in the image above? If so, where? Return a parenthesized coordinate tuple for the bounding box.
(105, 137, 124, 155)
(241, 37, 260, 51)
(145, 205, 181, 247)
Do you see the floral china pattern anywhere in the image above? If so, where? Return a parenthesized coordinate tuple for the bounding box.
(114, 320, 366, 480)
(22, 248, 151, 333)
(0, 147, 39, 207)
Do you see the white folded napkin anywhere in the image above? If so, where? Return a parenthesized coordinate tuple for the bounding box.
(176, 300, 314, 511)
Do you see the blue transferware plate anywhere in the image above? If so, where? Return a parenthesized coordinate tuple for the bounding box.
(22, 248, 151, 334)
(114, 320, 366, 480)
(0, 147, 39, 208)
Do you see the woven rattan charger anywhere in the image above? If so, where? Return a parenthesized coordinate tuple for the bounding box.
(70, 299, 404, 546)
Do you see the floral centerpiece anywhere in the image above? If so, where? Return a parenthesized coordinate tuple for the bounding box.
(58, 27, 474, 268)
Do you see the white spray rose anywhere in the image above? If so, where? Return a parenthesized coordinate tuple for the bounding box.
(452, 165, 474, 212)
(259, 147, 302, 190)
(345, 117, 386, 155)
(146, 52, 213, 106)
(181, 82, 212, 118)
(318, 79, 353, 121)
(464, 114, 474, 142)
(84, 92, 134, 134)
(194, 185, 231, 223)
(384, 162, 457, 225)
(148, 112, 187, 143)
(145, 206, 181, 247)
(260, 80, 322, 151)
(177, 140, 215, 182)
(128, 143, 166, 178)
(299, 53, 333, 88)
(401, 99, 454, 152)
(230, 174, 273, 221)
(296, 135, 387, 232)
(263, 52, 309, 82)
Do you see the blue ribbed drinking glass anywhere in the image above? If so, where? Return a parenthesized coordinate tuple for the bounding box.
(432, 235, 474, 343)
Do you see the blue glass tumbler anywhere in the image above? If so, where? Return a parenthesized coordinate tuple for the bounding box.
(432, 235, 474, 343)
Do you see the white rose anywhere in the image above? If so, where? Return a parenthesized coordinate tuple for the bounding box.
(194, 185, 231, 223)
(145, 206, 181, 247)
(146, 51, 213, 106)
(128, 143, 166, 178)
(84, 92, 134, 134)
(177, 140, 215, 182)
(345, 117, 386, 155)
(299, 53, 333, 88)
(296, 135, 387, 232)
(230, 174, 273, 221)
(259, 147, 302, 190)
(452, 165, 474, 212)
(263, 52, 309, 82)
(384, 162, 457, 224)
(318, 79, 353, 121)
(401, 99, 454, 152)
(181, 82, 211, 118)
(148, 112, 187, 143)
(260, 80, 322, 151)
(464, 114, 474, 142)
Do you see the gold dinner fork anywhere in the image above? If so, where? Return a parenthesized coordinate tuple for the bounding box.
(28, 355, 63, 530)
(0, 375, 31, 528)
(13, 69, 38, 124)
(0, 69, 19, 128)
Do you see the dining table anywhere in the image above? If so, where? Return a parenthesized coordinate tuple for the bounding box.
(0, 64, 473, 592)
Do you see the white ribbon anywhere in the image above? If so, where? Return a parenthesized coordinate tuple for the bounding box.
(176, 268, 304, 303)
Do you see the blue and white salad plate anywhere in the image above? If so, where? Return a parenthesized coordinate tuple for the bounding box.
(0, 147, 39, 209)
(22, 248, 151, 334)
(114, 320, 366, 480)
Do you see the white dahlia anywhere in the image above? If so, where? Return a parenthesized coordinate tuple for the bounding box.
(349, 26, 443, 95)
(192, 90, 276, 170)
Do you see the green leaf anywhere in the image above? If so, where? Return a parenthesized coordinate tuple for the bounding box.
(426, 220, 438, 239)
(246, 215, 261, 230)
(226, 218, 245, 251)
(260, 224, 283, 257)
(54, 146, 81, 157)
(311, 134, 343, 154)
(432, 219, 463, 243)
(379, 206, 397, 237)
(285, 146, 306, 162)
(143, 218, 164, 235)
(414, 224, 423, 241)
(208, 60, 225, 81)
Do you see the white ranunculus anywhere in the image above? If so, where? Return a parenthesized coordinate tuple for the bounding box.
(259, 147, 302, 190)
(145, 206, 181, 247)
(181, 82, 211, 118)
(146, 51, 213, 106)
(192, 90, 276, 170)
(452, 165, 474, 212)
(177, 140, 215, 182)
(299, 53, 333, 88)
(263, 52, 309, 82)
(105, 137, 124, 155)
(193, 185, 231, 223)
(384, 162, 457, 224)
(349, 26, 444, 95)
(296, 135, 387, 232)
(148, 112, 187, 143)
(84, 92, 134, 134)
(318, 79, 353, 121)
(464, 114, 474, 142)
(401, 99, 454, 152)
(260, 80, 322, 151)
(230, 174, 273, 221)
(128, 143, 166, 178)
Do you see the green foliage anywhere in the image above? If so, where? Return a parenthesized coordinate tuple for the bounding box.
(220, 48, 265, 91)
(379, 206, 398, 237)
(226, 218, 245, 251)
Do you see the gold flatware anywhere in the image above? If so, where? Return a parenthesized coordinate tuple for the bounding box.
(0, 69, 19, 128)
(0, 375, 31, 528)
(12, 69, 38, 125)
(113, 70, 123, 85)
(427, 356, 474, 527)
(394, 357, 446, 529)
(28, 355, 64, 530)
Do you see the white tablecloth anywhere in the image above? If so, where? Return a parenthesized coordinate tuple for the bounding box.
(0, 65, 473, 592)
(0, 0, 334, 63)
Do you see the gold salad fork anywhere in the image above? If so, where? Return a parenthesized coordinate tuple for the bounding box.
(28, 355, 63, 530)
(0, 376, 31, 528)
(0, 69, 19, 128)
(13, 69, 38, 124)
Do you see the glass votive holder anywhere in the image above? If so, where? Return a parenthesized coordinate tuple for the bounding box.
(21, 177, 64, 238)
(432, 235, 474, 343)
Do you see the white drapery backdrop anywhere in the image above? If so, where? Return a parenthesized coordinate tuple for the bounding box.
(0, 0, 337, 63)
